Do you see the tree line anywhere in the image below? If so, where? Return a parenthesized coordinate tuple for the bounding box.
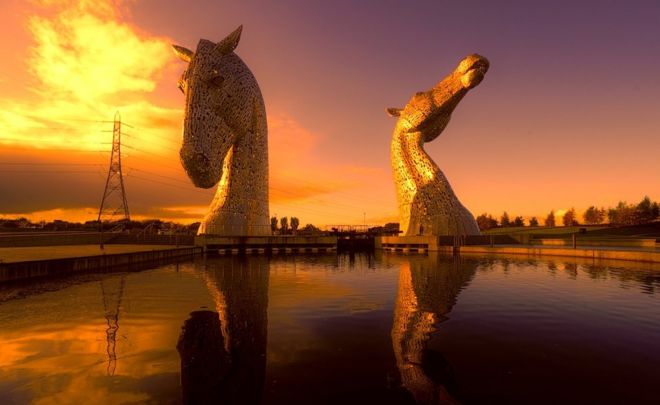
(476, 196, 659, 231)
(0, 217, 201, 234)
(270, 216, 322, 235)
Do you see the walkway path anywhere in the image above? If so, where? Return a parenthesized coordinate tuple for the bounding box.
(458, 244, 660, 264)
(0, 244, 191, 264)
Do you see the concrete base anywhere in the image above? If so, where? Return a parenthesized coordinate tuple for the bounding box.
(196, 235, 337, 254)
(376, 236, 660, 263)
(0, 246, 202, 282)
(458, 245, 660, 264)
(376, 236, 448, 252)
(536, 238, 657, 248)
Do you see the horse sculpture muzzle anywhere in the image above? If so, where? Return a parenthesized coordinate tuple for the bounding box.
(180, 148, 216, 189)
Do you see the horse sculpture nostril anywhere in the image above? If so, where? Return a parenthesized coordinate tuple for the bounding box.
(194, 153, 210, 169)
(180, 148, 210, 178)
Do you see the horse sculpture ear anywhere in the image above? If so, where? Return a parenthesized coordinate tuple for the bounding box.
(387, 108, 402, 117)
(172, 44, 194, 63)
(214, 25, 243, 55)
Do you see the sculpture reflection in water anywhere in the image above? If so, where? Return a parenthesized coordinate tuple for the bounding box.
(177, 257, 269, 404)
(100, 274, 126, 377)
(390, 253, 477, 404)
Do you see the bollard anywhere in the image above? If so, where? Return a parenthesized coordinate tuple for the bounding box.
(572, 234, 577, 249)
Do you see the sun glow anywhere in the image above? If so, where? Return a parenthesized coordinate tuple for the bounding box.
(0, 1, 399, 225)
(0, 0, 181, 153)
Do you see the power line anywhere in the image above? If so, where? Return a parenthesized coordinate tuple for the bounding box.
(0, 162, 103, 166)
(17, 116, 109, 123)
(0, 122, 374, 220)
(122, 143, 176, 161)
(125, 166, 193, 186)
(0, 153, 372, 216)
(0, 170, 102, 174)
(121, 152, 183, 173)
(126, 163, 371, 214)
(0, 143, 107, 154)
(120, 143, 372, 207)
(119, 142, 373, 208)
(125, 174, 214, 196)
(122, 132, 182, 153)
(125, 173, 350, 218)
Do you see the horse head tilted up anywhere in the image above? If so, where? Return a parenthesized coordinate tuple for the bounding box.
(388, 54, 489, 236)
(173, 26, 270, 236)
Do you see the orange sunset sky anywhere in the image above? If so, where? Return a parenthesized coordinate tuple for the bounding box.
(0, 0, 658, 227)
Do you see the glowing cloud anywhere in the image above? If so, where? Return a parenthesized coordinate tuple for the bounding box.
(0, 1, 392, 225)
(0, 0, 180, 152)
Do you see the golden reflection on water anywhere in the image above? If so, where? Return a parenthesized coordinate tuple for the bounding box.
(391, 254, 476, 404)
(0, 254, 658, 404)
(0, 265, 216, 404)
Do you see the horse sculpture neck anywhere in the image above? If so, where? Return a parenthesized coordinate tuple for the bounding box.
(391, 127, 469, 237)
(200, 106, 269, 235)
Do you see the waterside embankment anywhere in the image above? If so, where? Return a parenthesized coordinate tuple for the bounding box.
(377, 236, 660, 264)
(0, 245, 201, 282)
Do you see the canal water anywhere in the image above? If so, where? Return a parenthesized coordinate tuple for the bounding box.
(0, 253, 658, 404)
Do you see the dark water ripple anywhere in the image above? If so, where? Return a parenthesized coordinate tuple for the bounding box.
(0, 253, 658, 404)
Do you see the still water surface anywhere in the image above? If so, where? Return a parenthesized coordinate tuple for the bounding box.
(0, 253, 659, 404)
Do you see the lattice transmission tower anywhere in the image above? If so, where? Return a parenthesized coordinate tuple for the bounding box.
(98, 111, 130, 224)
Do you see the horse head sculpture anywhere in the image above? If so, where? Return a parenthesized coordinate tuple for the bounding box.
(388, 54, 489, 236)
(173, 26, 270, 235)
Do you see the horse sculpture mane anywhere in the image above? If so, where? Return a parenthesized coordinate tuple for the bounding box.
(172, 26, 270, 236)
(388, 54, 489, 236)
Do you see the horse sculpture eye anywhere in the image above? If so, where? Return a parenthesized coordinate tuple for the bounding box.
(177, 79, 185, 94)
(210, 75, 225, 87)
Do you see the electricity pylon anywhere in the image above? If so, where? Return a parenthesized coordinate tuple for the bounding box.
(98, 111, 130, 224)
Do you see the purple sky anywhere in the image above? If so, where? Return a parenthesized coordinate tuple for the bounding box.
(0, 0, 658, 224)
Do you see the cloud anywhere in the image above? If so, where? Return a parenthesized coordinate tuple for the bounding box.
(28, 6, 163, 98)
(0, 1, 392, 226)
(268, 112, 366, 200)
(0, 205, 211, 224)
(0, 207, 98, 223)
(0, 0, 181, 152)
(135, 205, 207, 222)
(266, 112, 396, 225)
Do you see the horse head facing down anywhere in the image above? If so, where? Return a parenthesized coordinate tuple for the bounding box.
(173, 26, 270, 235)
(173, 26, 255, 188)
